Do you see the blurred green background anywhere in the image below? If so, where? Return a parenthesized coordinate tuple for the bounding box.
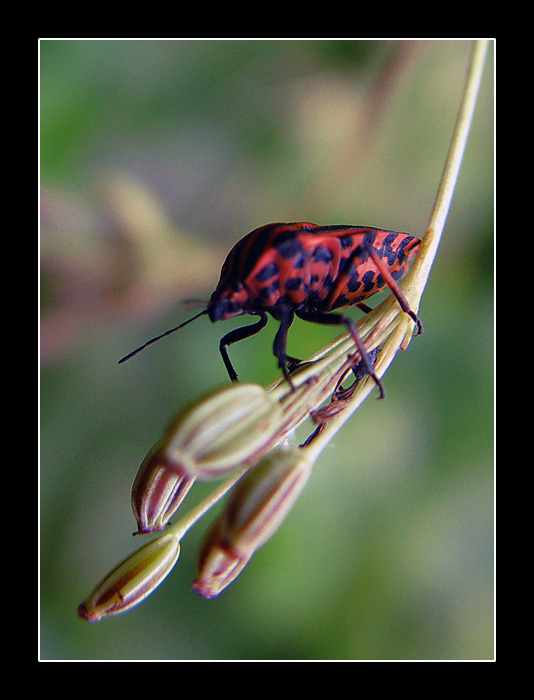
(40, 39, 494, 660)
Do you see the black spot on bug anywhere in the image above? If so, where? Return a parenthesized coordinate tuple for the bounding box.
(292, 252, 307, 269)
(363, 230, 377, 247)
(285, 277, 302, 291)
(347, 273, 361, 293)
(330, 293, 350, 309)
(237, 223, 279, 278)
(396, 235, 415, 263)
(255, 262, 279, 282)
(381, 233, 397, 265)
(339, 234, 353, 249)
(312, 246, 333, 263)
(361, 270, 375, 293)
(259, 280, 279, 299)
(273, 234, 304, 259)
(350, 244, 368, 263)
(338, 255, 352, 276)
(310, 274, 319, 285)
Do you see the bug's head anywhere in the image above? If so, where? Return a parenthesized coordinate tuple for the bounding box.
(207, 279, 249, 322)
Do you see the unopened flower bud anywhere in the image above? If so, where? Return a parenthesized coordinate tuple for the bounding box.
(159, 383, 284, 479)
(77, 532, 180, 622)
(191, 446, 312, 598)
(131, 445, 195, 534)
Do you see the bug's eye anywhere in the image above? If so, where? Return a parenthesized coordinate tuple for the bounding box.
(208, 298, 241, 321)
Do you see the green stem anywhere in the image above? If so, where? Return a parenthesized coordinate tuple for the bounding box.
(165, 464, 250, 541)
(403, 40, 489, 310)
(302, 39, 489, 462)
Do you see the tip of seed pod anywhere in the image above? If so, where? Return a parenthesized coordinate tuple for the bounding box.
(76, 601, 100, 622)
(190, 580, 219, 599)
(132, 524, 166, 536)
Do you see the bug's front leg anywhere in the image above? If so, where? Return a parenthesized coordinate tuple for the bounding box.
(272, 306, 296, 389)
(286, 355, 303, 374)
(218, 312, 268, 381)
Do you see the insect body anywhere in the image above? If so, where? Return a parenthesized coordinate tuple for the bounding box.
(119, 222, 422, 397)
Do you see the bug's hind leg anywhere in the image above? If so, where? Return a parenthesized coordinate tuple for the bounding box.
(295, 308, 385, 399)
(366, 247, 423, 335)
(219, 312, 268, 381)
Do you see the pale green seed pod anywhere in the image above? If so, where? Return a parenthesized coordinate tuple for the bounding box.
(77, 532, 180, 622)
(131, 445, 196, 534)
(192, 446, 313, 598)
(160, 383, 284, 479)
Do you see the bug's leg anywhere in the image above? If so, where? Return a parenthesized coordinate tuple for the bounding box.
(219, 312, 268, 381)
(303, 348, 380, 446)
(296, 308, 385, 399)
(272, 306, 296, 388)
(286, 355, 303, 374)
(366, 246, 423, 335)
(335, 347, 379, 399)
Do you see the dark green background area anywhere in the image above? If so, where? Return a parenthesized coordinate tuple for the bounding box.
(40, 39, 494, 660)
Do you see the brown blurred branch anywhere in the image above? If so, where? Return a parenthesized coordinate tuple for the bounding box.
(40, 174, 223, 364)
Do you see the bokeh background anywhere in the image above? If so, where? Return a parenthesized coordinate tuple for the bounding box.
(40, 39, 494, 660)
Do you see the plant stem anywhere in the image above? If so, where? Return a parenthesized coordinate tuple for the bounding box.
(402, 40, 490, 315)
(302, 39, 489, 462)
(166, 464, 250, 541)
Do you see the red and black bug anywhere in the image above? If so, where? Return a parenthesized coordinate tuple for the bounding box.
(119, 222, 422, 397)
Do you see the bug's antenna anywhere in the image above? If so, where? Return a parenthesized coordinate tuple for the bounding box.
(118, 309, 209, 364)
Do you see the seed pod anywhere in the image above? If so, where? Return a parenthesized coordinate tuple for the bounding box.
(192, 446, 312, 598)
(131, 444, 195, 534)
(160, 383, 284, 479)
(77, 532, 180, 622)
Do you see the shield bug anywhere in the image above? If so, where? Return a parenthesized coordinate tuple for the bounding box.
(119, 222, 422, 397)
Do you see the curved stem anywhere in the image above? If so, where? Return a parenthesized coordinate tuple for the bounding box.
(403, 40, 489, 312)
(302, 39, 489, 462)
